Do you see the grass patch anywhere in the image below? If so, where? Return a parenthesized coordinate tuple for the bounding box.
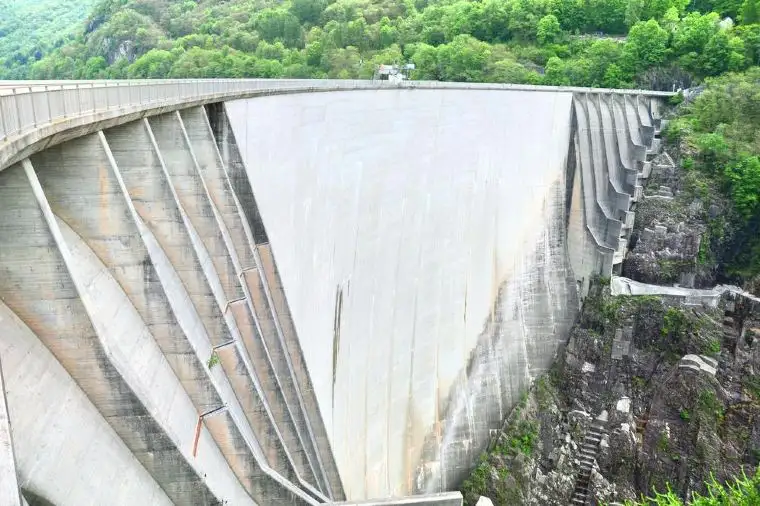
(696, 389, 725, 426)
(622, 468, 760, 505)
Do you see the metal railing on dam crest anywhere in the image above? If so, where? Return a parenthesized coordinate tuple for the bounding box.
(0, 78, 673, 172)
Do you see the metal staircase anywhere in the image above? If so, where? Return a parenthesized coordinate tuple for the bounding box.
(570, 411, 609, 506)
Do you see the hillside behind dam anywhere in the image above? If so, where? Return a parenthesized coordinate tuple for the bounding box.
(0, 81, 667, 505)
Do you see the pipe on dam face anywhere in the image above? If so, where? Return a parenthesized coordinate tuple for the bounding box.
(0, 85, 663, 504)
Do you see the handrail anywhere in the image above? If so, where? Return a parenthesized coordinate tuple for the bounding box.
(0, 78, 675, 172)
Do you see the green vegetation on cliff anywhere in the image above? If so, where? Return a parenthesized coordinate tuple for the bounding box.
(0, 0, 97, 79)
(2, 0, 760, 89)
(665, 68, 760, 282)
(623, 468, 760, 505)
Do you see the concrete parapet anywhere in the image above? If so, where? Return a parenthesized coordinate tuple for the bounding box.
(0, 80, 675, 174)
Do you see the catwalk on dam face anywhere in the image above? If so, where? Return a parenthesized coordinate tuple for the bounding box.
(0, 83, 664, 505)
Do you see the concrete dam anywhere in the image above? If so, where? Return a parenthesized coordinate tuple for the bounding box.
(0, 79, 671, 505)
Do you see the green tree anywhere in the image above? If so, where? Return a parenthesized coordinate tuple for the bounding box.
(255, 41, 287, 61)
(586, 39, 624, 85)
(554, 0, 586, 32)
(436, 34, 491, 82)
(689, 0, 744, 18)
(290, 0, 328, 25)
(543, 56, 569, 85)
(487, 58, 538, 83)
(586, 0, 628, 33)
(661, 6, 681, 32)
(323, 46, 362, 78)
(255, 8, 304, 48)
(623, 19, 670, 73)
(736, 23, 760, 64)
(82, 56, 108, 78)
(128, 48, 176, 78)
(252, 58, 284, 77)
(725, 156, 760, 218)
(641, 0, 690, 21)
(508, 0, 553, 41)
(409, 42, 439, 79)
(626, 0, 645, 27)
(671, 12, 720, 56)
(479, 0, 511, 42)
(602, 63, 625, 87)
(742, 0, 760, 23)
(700, 30, 746, 75)
(537, 14, 561, 44)
(695, 131, 731, 170)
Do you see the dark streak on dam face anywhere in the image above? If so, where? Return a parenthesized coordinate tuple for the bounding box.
(0, 85, 664, 505)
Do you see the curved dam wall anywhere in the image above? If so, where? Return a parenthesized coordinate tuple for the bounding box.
(224, 89, 579, 499)
(0, 82, 665, 505)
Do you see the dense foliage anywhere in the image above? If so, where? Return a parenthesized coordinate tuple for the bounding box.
(622, 467, 760, 504)
(1, 0, 759, 88)
(0, 0, 97, 79)
(665, 68, 760, 280)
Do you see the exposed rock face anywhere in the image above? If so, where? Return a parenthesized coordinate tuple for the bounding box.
(460, 285, 760, 505)
(622, 150, 724, 288)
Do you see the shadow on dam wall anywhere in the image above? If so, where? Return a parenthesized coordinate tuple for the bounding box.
(0, 85, 664, 505)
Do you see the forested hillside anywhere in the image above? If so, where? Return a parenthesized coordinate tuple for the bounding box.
(0, 0, 97, 79)
(3, 0, 759, 88)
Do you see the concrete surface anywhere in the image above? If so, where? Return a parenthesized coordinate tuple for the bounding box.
(0, 356, 22, 506)
(0, 80, 673, 173)
(337, 492, 462, 505)
(0, 82, 663, 504)
(611, 276, 760, 306)
(226, 88, 581, 498)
